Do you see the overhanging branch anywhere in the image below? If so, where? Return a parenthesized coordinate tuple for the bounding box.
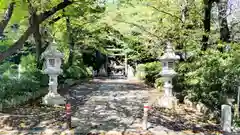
(146, 4, 184, 23)
(0, 1, 73, 62)
(115, 19, 160, 39)
(0, 2, 15, 35)
(39, 0, 73, 23)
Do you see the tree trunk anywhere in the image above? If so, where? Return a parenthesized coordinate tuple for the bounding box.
(34, 25, 42, 69)
(63, 8, 74, 67)
(28, 2, 42, 68)
(66, 16, 74, 66)
(0, 2, 15, 36)
(201, 0, 213, 51)
(217, 0, 230, 42)
(0, 1, 73, 62)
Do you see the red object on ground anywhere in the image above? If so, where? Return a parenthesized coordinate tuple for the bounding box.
(144, 106, 152, 109)
(66, 103, 71, 115)
(65, 103, 72, 129)
(66, 104, 71, 110)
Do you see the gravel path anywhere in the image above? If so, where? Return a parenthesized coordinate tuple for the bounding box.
(70, 78, 152, 134)
(0, 78, 224, 135)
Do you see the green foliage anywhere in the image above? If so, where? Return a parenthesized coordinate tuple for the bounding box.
(176, 44, 240, 110)
(0, 54, 49, 108)
(136, 64, 146, 79)
(0, 58, 43, 107)
(63, 52, 92, 79)
(154, 78, 164, 89)
(64, 64, 91, 79)
(20, 54, 48, 86)
(136, 61, 162, 85)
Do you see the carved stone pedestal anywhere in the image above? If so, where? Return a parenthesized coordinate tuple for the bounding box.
(42, 92, 65, 105)
(158, 96, 177, 109)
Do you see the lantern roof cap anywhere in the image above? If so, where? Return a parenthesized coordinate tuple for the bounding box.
(159, 42, 180, 61)
(41, 40, 64, 59)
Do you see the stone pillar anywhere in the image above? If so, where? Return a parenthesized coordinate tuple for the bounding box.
(163, 78, 173, 97)
(18, 64, 22, 79)
(221, 104, 232, 133)
(125, 54, 128, 77)
(127, 65, 135, 80)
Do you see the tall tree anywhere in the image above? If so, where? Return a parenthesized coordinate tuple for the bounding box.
(201, 0, 213, 51)
(63, 8, 74, 67)
(216, 0, 230, 43)
(27, 0, 42, 68)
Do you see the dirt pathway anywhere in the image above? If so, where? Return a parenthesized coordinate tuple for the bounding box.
(70, 78, 153, 134)
(0, 78, 222, 135)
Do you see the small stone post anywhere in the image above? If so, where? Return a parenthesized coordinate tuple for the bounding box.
(0, 103, 2, 112)
(125, 54, 128, 77)
(142, 103, 150, 130)
(237, 86, 240, 118)
(221, 104, 232, 133)
(158, 42, 180, 109)
(18, 64, 22, 79)
(41, 40, 65, 105)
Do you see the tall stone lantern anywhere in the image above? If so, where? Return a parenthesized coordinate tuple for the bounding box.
(41, 40, 65, 105)
(158, 42, 180, 108)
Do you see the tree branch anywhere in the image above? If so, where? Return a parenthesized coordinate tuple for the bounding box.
(0, 27, 33, 62)
(0, 1, 73, 62)
(115, 19, 160, 39)
(0, 2, 15, 36)
(146, 4, 184, 23)
(49, 16, 63, 25)
(38, 0, 73, 23)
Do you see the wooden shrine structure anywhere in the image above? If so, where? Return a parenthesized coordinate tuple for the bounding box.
(105, 47, 127, 76)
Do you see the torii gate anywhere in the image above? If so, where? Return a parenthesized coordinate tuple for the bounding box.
(106, 47, 127, 77)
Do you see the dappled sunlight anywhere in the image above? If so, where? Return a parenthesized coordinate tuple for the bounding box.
(148, 104, 221, 134)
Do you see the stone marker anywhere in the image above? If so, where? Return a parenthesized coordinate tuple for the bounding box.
(127, 65, 135, 80)
(221, 104, 232, 133)
(0, 103, 2, 111)
(18, 64, 22, 79)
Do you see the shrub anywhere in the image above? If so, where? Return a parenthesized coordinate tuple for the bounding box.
(136, 64, 146, 79)
(0, 54, 46, 109)
(63, 59, 92, 80)
(154, 78, 164, 89)
(136, 61, 162, 85)
(176, 46, 240, 111)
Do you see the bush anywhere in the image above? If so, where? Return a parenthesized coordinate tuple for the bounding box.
(176, 46, 240, 111)
(63, 59, 92, 80)
(136, 64, 146, 79)
(0, 54, 47, 109)
(136, 61, 162, 85)
(154, 78, 164, 89)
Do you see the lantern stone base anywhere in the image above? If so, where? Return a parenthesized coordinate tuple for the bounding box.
(158, 95, 178, 109)
(42, 92, 66, 105)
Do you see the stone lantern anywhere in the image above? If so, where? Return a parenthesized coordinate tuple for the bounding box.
(158, 41, 180, 108)
(41, 40, 65, 105)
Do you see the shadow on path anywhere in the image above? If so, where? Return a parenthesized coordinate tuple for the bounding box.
(0, 77, 151, 134)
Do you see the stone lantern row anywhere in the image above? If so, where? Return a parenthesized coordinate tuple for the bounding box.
(40, 40, 179, 108)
